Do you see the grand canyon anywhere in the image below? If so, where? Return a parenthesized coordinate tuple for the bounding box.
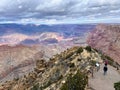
(0, 24, 95, 83)
(0, 0, 120, 89)
(0, 24, 119, 90)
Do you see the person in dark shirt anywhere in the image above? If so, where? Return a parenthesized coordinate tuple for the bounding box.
(103, 65, 108, 75)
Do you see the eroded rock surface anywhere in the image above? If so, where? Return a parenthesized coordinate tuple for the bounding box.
(87, 24, 120, 64)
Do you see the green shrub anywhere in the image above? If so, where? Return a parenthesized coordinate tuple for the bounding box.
(105, 55, 114, 62)
(93, 48, 98, 52)
(14, 77, 19, 81)
(77, 47, 83, 54)
(31, 83, 39, 90)
(77, 58, 82, 61)
(108, 60, 114, 66)
(61, 70, 88, 90)
(65, 52, 74, 59)
(58, 75, 63, 80)
(69, 63, 75, 68)
(85, 46, 92, 52)
(90, 60, 96, 66)
(114, 81, 120, 90)
(42, 80, 51, 89)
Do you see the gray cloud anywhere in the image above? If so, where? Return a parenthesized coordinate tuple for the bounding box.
(0, 0, 120, 24)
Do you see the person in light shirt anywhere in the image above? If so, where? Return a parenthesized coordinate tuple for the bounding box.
(95, 62, 100, 71)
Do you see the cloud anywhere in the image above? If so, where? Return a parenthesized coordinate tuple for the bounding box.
(0, 0, 120, 24)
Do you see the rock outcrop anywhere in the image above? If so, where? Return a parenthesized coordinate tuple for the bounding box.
(87, 24, 120, 64)
(0, 46, 103, 90)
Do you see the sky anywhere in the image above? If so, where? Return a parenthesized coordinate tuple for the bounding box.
(0, 0, 120, 24)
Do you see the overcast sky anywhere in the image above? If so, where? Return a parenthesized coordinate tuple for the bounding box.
(0, 0, 120, 24)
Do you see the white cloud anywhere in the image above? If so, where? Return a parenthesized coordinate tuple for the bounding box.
(0, 0, 120, 24)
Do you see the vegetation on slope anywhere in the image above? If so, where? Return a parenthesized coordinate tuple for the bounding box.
(61, 70, 88, 90)
(114, 81, 120, 90)
(85, 46, 92, 52)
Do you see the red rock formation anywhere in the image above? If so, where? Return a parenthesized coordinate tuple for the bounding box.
(87, 24, 120, 64)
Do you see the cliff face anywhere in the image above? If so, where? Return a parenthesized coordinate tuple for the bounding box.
(87, 24, 120, 64)
(0, 45, 43, 82)
(0, 44, 72, 83)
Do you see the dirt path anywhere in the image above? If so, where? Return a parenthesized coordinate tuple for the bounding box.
(89, 64, 120, 90)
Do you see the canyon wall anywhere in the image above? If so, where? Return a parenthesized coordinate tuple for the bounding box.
(87, 24, 120, 64)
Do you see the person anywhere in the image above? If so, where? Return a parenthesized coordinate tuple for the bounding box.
(104, 60, 108, 66)
(103, 65, 108, 75)
(95, 62, 100, 71)
(90, 66, 94, 78)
